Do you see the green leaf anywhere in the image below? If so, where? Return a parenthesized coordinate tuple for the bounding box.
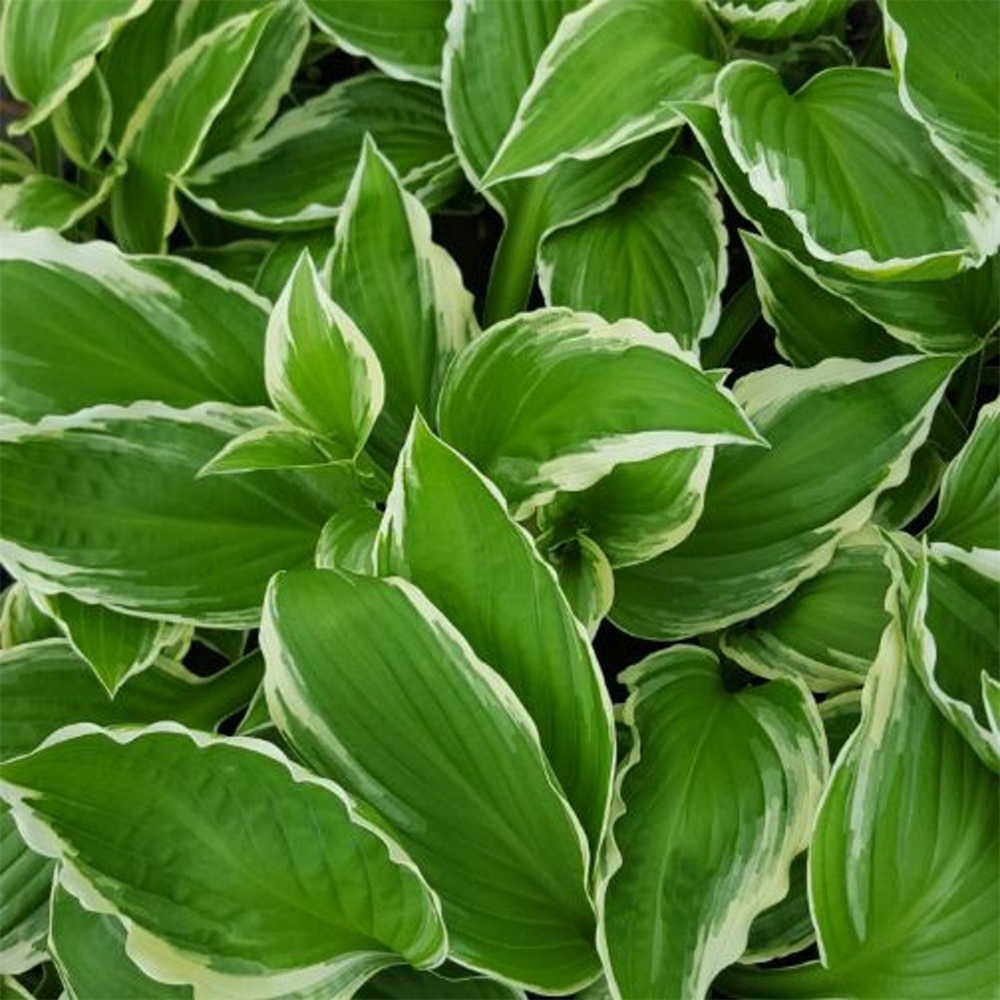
(0, 585, 60, 650)
(110, 8, 271, 252)
(0, 975, 34, 999)
(377, 418, 614, 848)
(929, 398, 1000, 551)
(0, 639, 265, 755)
(196, 0, 312, 165)
(540, 532, 615, 639)
(882, 0, 999, 188)
(0, 404, 329, 626)
(684, 98, 1000, 354)
(742, 853, 814, 963)
(539, 156, 728, 351)
(438, 308, 762, 517)
(0, 0, 151, 133)
(0, 143, 35, 184)
(306, 0, 449, 86)
(720, 528, 894, 692)
(262, 569, 599, 992)
(50, 66, 111, 167)
(177, 239, 273, 289)
(613, 355, 956, 640)
(265, 252, 383, 453)
(906, 544, 999, 772)
(38, 595, 189, 697)
(315, 506, 380, 573)
(199, 422, 345, 477)
(0, 725, 446, 996)
(328, 137, 477, 468)
(599, 647, 826, 1000)
(482, 0, 724, 186)
(0, 806, 51, 975)
(255, 235, 335, 301)
(819, 689, 863, 764)
(741, 231, 900, 365)
(0, 230, 268, 423)
(0, 171, 119, 234)
(707, 0, 851, 40)
(181, 74, 461, 230)
(716, 63, 1000, 281)
(357, 962, 525, 1000)
(50, 881, 191, 999)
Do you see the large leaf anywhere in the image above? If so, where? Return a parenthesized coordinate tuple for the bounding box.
(437, 309, 762, 516)
(110, 8, 271, 252)
(0, 725, 446, 997)
(305, 0, 448, 87)
(613, 355, 956, 640)
(0, 230, 268, 423)
(599, 647, 826, 1000)
(707, 0, 851, 40)
(481, 0, 724, 185)
(376, 418, 614, 848)
(807, 581, 999, 998)
(741, 231, 900, 365)
(906, 545, 1000, 772)
(928, 398, 1000, 551)
(882, 0, 1000, 189)
(539, 156, 728, 350)
(716, 63, 1000, 281)
(327, 137, 476, 468)
(265, 253, 383, 454)
(357, 962, 524, 1000)
(721, 529, 893, 692)
(262, 569, 598, 993)
(0, 0, 151, 133)
(181, 74, 460, 230)
(0, 404, 329, 626)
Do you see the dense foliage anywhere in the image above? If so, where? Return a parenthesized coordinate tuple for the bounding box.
(0, 1, 997, 999)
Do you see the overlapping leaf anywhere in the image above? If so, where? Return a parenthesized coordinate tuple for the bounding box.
(613, 355, 956, 640)
(0, 404, 329, 626)
(181, 74, 460, 230)
(539, 156, 728, 350)
(707, 0, 851, 40)
(0, 230, 268, 422)
(0, 172, 119, 234)
(716, 63, 1000, 280)
(0, 725, 446, 997)
(377, 418, 614, 847)
(262, 569, 599, 993)
(599, 647, 826, 1000)
(437, 309, 761, 516)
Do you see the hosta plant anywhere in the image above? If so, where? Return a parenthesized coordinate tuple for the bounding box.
(0, 1, 998, 999)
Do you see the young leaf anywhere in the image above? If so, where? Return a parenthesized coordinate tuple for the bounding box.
(50, 882, 191, 1000)
(305, 0, 449, 87)
(0, 806, 51, 976)
(716, 63, 1000, 281)
(315, 506, 380, 573)
(50, 65, 112, 167)
(199, 423, 345, 477)
(599, 647, 827, 1000)
(720, 529, 894, 692)
(377, 418, 615, 848)
(541, 533, 615, 639)
(882, 0, 999, 189)
(0, 404, 329, 626)
(265, 253, 383, 454)
(685, 100, 1000, 354)
(742, 231, 901, 365)
(262, 569, 599, 993)
(707, 0, 851, 40)
(906, 545, 1000, 772)
(613, 355, 957, 640)
(539, 156, 728, 350)
(437, 309, 762, 516)
(110, 8, 271, 252)
(482, 0, 724, 186)
(928, 398, 1000, 551)
(1, 0, 151, 133)
(0, 230, 269, 422)
(328, 137, 477, 468)
(0, 585, 60, 650)
(181, 74, 460, 230)
(0, 170, 120, 234)
(0, 725, 447, 996)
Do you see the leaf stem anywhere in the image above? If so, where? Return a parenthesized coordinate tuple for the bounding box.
(715, 961, 836, 999)
(701, 279, 761, 369)
(483, 181, 546, 326)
